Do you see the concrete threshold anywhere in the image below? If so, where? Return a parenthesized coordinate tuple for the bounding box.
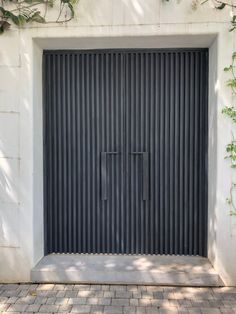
(31, 254, 223, 286)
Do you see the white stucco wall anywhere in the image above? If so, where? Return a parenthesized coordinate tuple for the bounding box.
(0, 0, 236, 285)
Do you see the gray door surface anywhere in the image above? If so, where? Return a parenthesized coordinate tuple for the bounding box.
(44, 49, 208, 256)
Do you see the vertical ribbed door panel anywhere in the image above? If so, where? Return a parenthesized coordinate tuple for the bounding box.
(125, 51, 208, 256)
(44, 52, 125, 254)
(44, 49, 208, 256)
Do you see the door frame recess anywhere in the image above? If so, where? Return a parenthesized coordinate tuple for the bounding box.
(32, 35, 217, 268)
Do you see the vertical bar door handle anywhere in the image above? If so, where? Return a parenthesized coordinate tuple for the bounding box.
(131, 152, 149, 201)
(101, 152, 119, 200)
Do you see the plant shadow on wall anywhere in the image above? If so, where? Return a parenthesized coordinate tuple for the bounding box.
(0, 0, 78, 34)
(197, 0, 236, 218)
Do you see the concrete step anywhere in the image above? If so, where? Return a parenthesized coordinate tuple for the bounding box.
(31, 254, 223, 286)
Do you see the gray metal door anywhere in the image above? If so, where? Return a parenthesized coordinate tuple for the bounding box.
(44, 49, 208, 256)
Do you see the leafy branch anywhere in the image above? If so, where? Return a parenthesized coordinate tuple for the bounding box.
(201, 0, 236, 31)
(0, 0, 77, 34)
(222, 51, 236, 216)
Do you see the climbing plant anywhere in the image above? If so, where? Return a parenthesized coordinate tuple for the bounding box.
(197, 0, 236, 216)
(222, 52, 236, 217)
(0, 0, 77, 34)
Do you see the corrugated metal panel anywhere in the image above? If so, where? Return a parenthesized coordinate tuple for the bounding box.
(43, 49, 208, 256)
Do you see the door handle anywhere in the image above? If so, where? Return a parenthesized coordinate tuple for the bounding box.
(130, 152, 149, 201)
(101, 152, 119, 200)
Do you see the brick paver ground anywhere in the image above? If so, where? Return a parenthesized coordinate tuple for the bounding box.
(0, 283, 236, 313)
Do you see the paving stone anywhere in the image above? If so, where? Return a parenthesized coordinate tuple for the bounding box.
(178, 309, 189, 314)
(73, 285, 90, 291)
(37, 284, 55, 291)
(39, 304, 60, 312)
(139, 299, 152, 306)
(18, 284, 32, 290)
(56, 291, 66, 298)
(208, 300, 223, 307)
(153, 291, 164, 299)
(126, 285, 138, 292)
(64, 285, 74, 291)
(163, 292, 175, 299)
(221, 300, 233, 307)
(58, 304, 72, 312)
(220, 309, 234, 314)
(115, 291, 132, 299)
(53, 285, 65, 291)
(90, 305, 104, 313)
(168, 299, 179, 307)
(132, 292, 142, 299)
(141, 292, 153, 299)
(17, 291, 28, 297)
(7, 304, 28, 312)
(36, 291, 48, 297)
(191, 300, 210, 307)
(136, 306, 146, 314)
(0, 296, 8, 303)
(109, 285, 127, 291)
(178, 299, 192, 307)
(71, 305, 91, 313)
(0, 303, 10, 311)
(78, 290, 93, 297)
(45, 297, 56, 305)
(159, 307, 178, 313)
(123, 305, 136, 313)
(87, 297, 99, 305)
(92, 291, 104, 298)
(65, 291, 78, 298)
(2, 284, 19, 291)
(25, 304, 41, 312)
(54, 297, 69, 305)
(200, 308, 221, 314)
(104, 291, 115, 298)
(187, 308, 201, 314)
(97, 298, 111, 305)
(15, 296, 36, 304)
(104, 305, 123, 314)
(111, 298, 129, 306)
(34, 296, 47, 304)
(147, 286, 164, 292)
(151, 299, 170, 307)
(68, 297, 87, 305)
(2, 290, 20, 298)
(146, 306, 159, 314)
(6, 297, 18, 304)
(130, 298, 139, 306)
(45, 291, 58, 297)
(90, 285, 102, 291)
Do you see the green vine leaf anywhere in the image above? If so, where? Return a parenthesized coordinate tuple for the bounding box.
(227, 79, 236, 88)
(224, 65, 233, 72)
(222, 107, 236, 123)
(216, 3, 226, 10)
(0, 0, 76, 33)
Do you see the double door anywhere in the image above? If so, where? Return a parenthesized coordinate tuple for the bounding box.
(44, 49, 208, 256)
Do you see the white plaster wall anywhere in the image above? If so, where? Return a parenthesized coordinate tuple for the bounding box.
(0, 0, 236, 284)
